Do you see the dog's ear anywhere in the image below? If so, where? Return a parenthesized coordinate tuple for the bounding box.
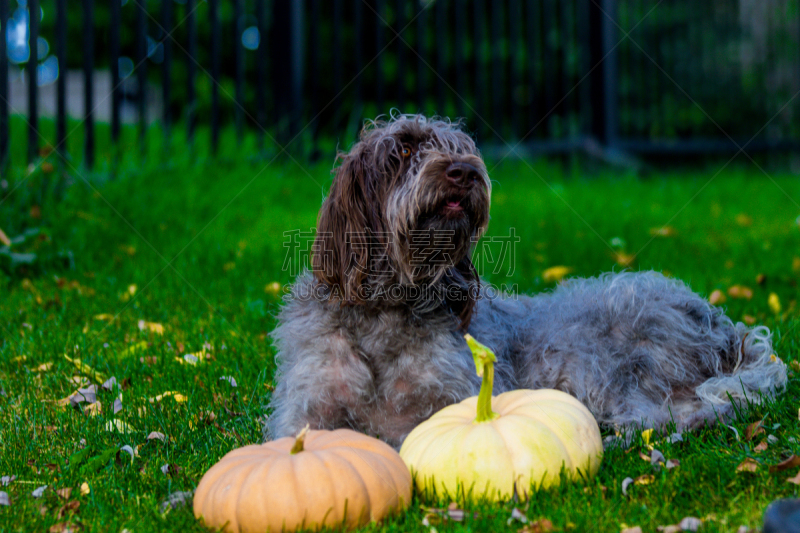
(312, 146, 383, 302)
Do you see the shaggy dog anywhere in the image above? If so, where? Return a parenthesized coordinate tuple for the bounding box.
(266, 114, 787, 448)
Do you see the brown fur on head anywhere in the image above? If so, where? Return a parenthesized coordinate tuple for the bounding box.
(311, 114, 492, 329)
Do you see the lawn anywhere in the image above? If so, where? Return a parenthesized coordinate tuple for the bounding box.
(1, 124, 800, 532)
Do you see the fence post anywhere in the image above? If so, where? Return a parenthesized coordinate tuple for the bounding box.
(136, 0, 147, 152)
(187, 0, 197, 143)
(234, 0, 244, 141)
(161, 0, 173, 134)
(210, 0, 220, 153)
(110, 0, 120, 147)
(588, 0, 618, 146)
(27, 0, 39, 165)
(256, 0, 266, 146)
(290, 0, 304, 138)
(56, 0, 66, 160)
(0, 0, 8, 173)
(83, 0, 94, 169)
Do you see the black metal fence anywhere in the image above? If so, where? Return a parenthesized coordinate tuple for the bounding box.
(1, 0, 799, 171)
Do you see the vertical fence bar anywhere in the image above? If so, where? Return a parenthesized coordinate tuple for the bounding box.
(256, 0, 266, 145)
(354, 0, 363, 118)
(473, 0, 485, 138)
(309, 0, 320, 137)
(509, 0, 520, 138)
(603, 0, 619, 146)
(527, 0, 541, 139)
(110, 0, 121, 146)
(560, 0, 572, 133)
(435, 0, 446, 115)
(210, 0, 220, 153)
(27, 0, 39, 164)
(161, 0, 172, 132)
(542, 0, 555, 136)
(56, 0, 66, 158)
(375, 0, 385, 115)
(588, 0, 618, 145)
(454, 0, 465, 119)
(136, 0, 146, 151)
(83, 0, 94, 169)
(0, 0, 10, 172)
(578, 0, 591, 137)
(490, 0, 502, 133)
(395, 0, 405, 112)
(333, 0, 342, 103)
(187, 0, 197, 143)
(234, 0, 244, 141)
(290, 0, 304, 138)
(416, 2, 427, 114)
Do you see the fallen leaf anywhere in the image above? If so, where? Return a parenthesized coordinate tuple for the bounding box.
(219, 376, 237, 387)
(159, 490, 194, 512)
(147, 431, 167, 442)
(728, 285, 754, 300)
(105, 419, 136, 433)
(57, 500, 80, 518)
(770, 455, 800, 473)
(93, 314, 115, 321)
(621, 477, 634, 495)
(649, 226, 676, 237)
(641, 428, 654, 445)
(138, 320, 164, 335)
(787, 470, 800, 485)
(35, 362, 53, 372)
(634, 474, 654, 485)
(650, 449, 666, 466)
(614, 252, 635, 267)
(507, 507, 528, 525)
(1, 475, 16, 486)
(0, 227, 10, 246)
(56, 488, 72, 499)
(745, 420, 765, 441)
(657, 526, 681, 533)
(48, 521, 78, 533)
(83, 401, 102, 416)
(113, 398, 122, 414)
(768, 293, 781, 314)
(120, 341, 148, 358)
(743, 315, 756, 325)
(621, 528, 642, 533)
(736, 458, 759, 473)
(149, 391, 187, 404)
(160, 463, 182, 476)
(265, 281, 282, 294)
(64, 355, 107, 384)
(542, 266, 573, 283)
(0, 492, 9, 506)
(519, 518, 554, 533)
(32, 485, 47, 498)
(708, 289, 726, 305)
(754, 441, 768, 453)
(735, 213, 753, 227)
(678, 517, 703, 531)
(665, 459, 680, 469)
(79, 483, 89, 495)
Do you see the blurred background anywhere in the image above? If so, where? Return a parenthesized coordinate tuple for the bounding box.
(1, 0, 799, 170)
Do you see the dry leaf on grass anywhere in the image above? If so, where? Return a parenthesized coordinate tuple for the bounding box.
(83, 401, 102, 416)
(742, 315, 756, 325)
(0, 492, 9, 506)
(519, 519, 554, 533)
(1, 475, 16, 486)
(769, 455, 800, 473)
(708, 290, 726, 305)
(79, 483, 89, 496)
(621, 527, 642, 533)
(105, 420, 135, 433)
(649, 226, 677, 237)
(634, 474, 654, 485)
(138, 320, 164, 335)
(665, 459, 680, 469)
(56, 488, 72, 499)
(542, 266, 573, 283)
(120, 341, 148, 358)
(736, 458, 759, 473)
(754, 441, 768, 453)
(786, 471, 800, 485)
(507, 508, 528, 525)
(64, 355, 107, 384)
(219, 376, 237, 387)
(728, 285, 754, 300)
(745, 420, 765, 441)
(32, 485, 47, 498)
(147, 431, 167, 442)
(159, 490, 194, 512)
(48, 522, 79, 533)
(148, 391, 187, 404)
(57, 500, 80, 518)
(622, 477, 634, 495)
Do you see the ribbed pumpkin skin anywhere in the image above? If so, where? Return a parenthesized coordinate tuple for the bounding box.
(193, 429, 412, 532)
(399, 389, 603, 501)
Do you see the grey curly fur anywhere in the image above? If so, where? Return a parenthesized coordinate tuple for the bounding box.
(266, 114, 787, 448)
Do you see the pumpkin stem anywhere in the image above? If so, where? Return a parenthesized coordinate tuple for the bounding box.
(465, 334, 499, 423)
(290, 424, 310, 454)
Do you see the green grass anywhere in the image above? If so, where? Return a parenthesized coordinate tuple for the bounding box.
(1, 127, 800, 532)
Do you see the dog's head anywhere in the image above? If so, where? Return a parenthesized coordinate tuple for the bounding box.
(312, 114, 491, 327)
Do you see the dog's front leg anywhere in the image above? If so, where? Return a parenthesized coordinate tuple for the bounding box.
(265, 336, 375, 441)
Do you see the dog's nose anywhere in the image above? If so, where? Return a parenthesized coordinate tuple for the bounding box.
(445, 162, 480, 188)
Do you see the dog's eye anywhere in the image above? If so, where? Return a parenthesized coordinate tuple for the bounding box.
(401, 146, 412, 158)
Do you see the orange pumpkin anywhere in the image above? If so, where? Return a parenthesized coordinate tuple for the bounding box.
(193, 427, 412, 532)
